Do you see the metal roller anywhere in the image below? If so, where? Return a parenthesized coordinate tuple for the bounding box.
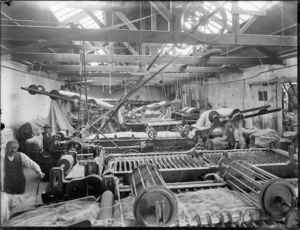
(57, 154, 75, 174)
(222, 161, 296, 221)
(98, 190, 114, 220)
(129, 164, 178, 227)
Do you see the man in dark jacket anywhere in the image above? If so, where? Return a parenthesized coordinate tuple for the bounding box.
(42, 124, 52, 152)
(4, 140, 45, 194)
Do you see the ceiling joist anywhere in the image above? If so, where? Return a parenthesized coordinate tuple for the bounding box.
(12, 52, 283, 65)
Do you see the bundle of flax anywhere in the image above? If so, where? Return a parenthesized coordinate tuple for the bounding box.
(1, 128, 16, 148)
(1, 192, 40, 225)
(113, 188, 260, 227)
(176, 188, 260, 225)
(4, 199, 100, 227)
(249, 129, 280, 148)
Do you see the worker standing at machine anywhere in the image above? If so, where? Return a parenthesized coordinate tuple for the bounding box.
(3, 140, 45, 194)
(42, 124, 52, 152)
(224, 120, 240, 149)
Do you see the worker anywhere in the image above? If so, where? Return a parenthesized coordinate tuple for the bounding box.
(224, 120, 240, 149)
(3, 140, 45, 194)
(42, 124, 52, 152)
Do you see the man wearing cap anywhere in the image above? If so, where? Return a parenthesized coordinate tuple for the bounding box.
(42, 124, 52, 152)
(4, 140, 45, 194)
(224, 120, 240, 149)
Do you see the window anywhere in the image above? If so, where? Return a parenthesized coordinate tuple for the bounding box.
(258, 91, 268, 101)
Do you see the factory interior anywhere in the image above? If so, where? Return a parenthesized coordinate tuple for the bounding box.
(0, 1, 298, 228)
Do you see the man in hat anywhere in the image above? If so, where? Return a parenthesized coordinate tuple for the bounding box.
(4, 140, 45, 194)
(42, 124, 52, 152)
(224, 119, 240, 149)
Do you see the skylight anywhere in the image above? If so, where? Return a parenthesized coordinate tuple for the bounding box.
(45, 1, 275, 56)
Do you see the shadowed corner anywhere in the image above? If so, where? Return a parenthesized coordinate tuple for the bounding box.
(2, 1, 13, 7)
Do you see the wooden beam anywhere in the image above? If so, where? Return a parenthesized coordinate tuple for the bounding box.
(62, 3, 128, 13)
(221, 22, 298, 56)
(232, 2, 240, 44)
(58, 72, 203, 79)
(206, 56, 283, 65)
(2, 27, 297, 53)
(231, 8, 266, 16)
(84, 10, 106, 28)
(149, 1, 172, 22)
(239, 2, 270, 34)
(151, 4, 157, 31)
(12, 52, 283, 65)
(114, 12, 137, 30)
(39, 64, 243, 73)
(1, 13, 159, 55)
(13, 52, 201, 65)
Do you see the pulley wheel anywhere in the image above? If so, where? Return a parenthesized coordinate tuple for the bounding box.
(228, 108, 241, 118)
(285, 209, 299, 228)
(133, 185, 178, 227)
(180, 129, 189, 137)
(28, 84, 38, 95)
(259, 178, 296, 220)
(66, 137, 84, 152)
(49, 89, 60, 100)
(37, 85, 45, 91)
(208, 111, 219, 122)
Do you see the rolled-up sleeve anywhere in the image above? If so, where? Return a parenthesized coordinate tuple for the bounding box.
(19, 152, 42, 173)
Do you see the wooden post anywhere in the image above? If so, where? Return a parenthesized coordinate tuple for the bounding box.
(276, 82, 283, 136)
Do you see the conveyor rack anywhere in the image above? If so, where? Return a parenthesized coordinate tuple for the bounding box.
(104, 148, 295, 184)
(104, 151, 217, 184)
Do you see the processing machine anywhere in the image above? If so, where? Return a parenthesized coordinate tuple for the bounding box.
(34, 140, 299, 227)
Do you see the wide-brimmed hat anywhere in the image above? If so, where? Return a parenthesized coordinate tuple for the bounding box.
(43, 124, 51, 128)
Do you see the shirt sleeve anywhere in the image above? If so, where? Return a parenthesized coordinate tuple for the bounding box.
(233, 129, 240, 142)
(19, 152, 42, 173)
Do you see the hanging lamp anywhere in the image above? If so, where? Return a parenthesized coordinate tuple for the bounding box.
(132, 1, 150, 76)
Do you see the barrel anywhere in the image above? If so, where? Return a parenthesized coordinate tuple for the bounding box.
(129, 164, 177, 227)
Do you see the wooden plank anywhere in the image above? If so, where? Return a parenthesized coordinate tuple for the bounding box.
(149, 1, 172, 22)
(2, 26, 297, 48)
